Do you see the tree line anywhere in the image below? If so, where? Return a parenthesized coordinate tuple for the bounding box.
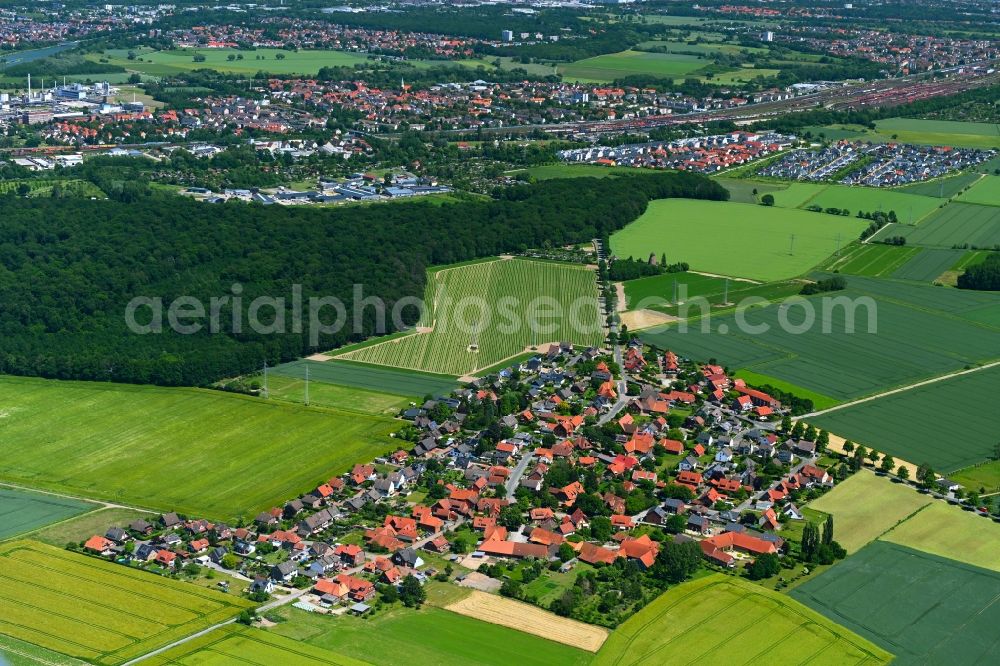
(0, 171, 727, 386)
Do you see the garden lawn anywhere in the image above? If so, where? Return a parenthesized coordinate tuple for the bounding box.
(0, 540, 253, 665)
(885, 202, 1000, 248)
(267, 605, 591, 666)
(594, 573, 891, 666)
(881, 502, 1000, 572)
(559, 50, 707, 83)
(338, 258, 603, 376)
(609, 199, 868, 281)
(791, 540, 1000, 665)
(808, 365, 1000, 472)
(950, 460, 1000, 494)
(957, 174, 1000, 206)
(29, 508, 153, 548)
(0, 488, 95, 541)
(640, 274, 1000, 402)
(0, 376, 399, 520)
(806, 471, 932, 553)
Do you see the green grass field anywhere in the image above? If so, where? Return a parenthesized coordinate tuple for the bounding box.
(271, 358, 457, 401)
(639, 274, 1000, 402)
(957, 174, 1000, 206)
(610, 199, 869, 281)
(267, 605, 591, 666)
(29, 508, 152, 548)
(0, 488, 96, 542)
(516, 164, 638, 180)
(711, 177, 788, 204)
(807, 471, 933, 553)
(141, 624, 367, 666)
(0, 376, 399, 520)
(805, 185, 943, 224)
(0, 540, 254, 665)
(950, 460, 1000, 494)
(872, 118, 1000, 149)
(881, 502, 1000, 572)
(768, 182, 830, 209)
(339, 258, 603, 376)
(594, 574, 891, 666)
(93, 47, 369, 77)
(791, 541, 1000, 665)
(559, 50, 707, 83)
(889, 247, 965, 282)
(897, 171, 983, 198)
(258, 373, 411, 415)
(883, 202, 1000, 248)
(809, 365, 1000, 472)
(828, 244, 921, 277)
(732, 369, 840, 411)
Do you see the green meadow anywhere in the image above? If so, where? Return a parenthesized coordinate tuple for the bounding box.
(0, 488, 95, 541)
(559, 50, 707, 83)
(267, 605, 591, 666)
(0, 376, 399, 520)
(92, 47, 370, 77)
(610, 199, 868, 281)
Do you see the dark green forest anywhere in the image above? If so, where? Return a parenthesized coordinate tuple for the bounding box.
(957, 253, 1000, 291)
(0, 172, 726, 386)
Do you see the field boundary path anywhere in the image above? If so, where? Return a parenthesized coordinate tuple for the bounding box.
(0, 481, 157, 514)
(798, 360, 1000, 420)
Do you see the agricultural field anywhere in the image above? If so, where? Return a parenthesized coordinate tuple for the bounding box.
(622, 271, 802, 314)
(809, 365, 1000, 472)
(640, 275, 1000, 402)
(889, 247, 965, 282)
(792, 541, 1000, 665)
(806, 471, 932, 553)
(732, 370, 840, 411)
(881, 502, 1000, 572)
(515, 164, 637, 180)
(711, 177, 788, 204)
(881, 202, 1000, 248)
(768, 182, 830, 209)
(827, 244, 921, 277)
(559, 50, 707, 83)
(609, 199, 869, 281)
(267, 605, 592, 666)
(0, 634, 88, 666)
(0, 540, 254, 665)
(950, 460, 1000, 494)
(271, 359, 456, 401)
(871, 118, 1000, 149)
(593, 574, 891, 666)
(957, 174, 1000, 206)
(257, 373, 411, 415)
(804, 184, 943, 224)
(0, 376, 399, 520)
(446, 590, 608, 652)
(92, 47, 370, 77)
(140, 625, 367, 666)
(338, 258, 603, 376)
(897, 171, 983, 198)
(0, 487, 95, 541)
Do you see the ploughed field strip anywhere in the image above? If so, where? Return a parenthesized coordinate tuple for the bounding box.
(791, 541, 1000, 666)
(0, 541, 253, 666)
(0, 487, 95, 541)
(639, 274, 1000, 402)
(593, 574, 891, 666)
(338, 259, 604, 376)
(829, 244, 921, 278)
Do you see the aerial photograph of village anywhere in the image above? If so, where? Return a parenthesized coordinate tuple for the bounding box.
(0, 0, 997, 664)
